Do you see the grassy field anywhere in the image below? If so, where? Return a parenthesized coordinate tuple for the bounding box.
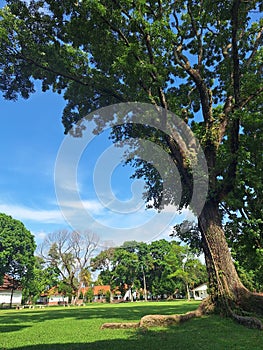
(0, 301, 262, 350)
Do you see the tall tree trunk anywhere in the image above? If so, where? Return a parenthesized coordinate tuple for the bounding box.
(9, 287, 14, 309)
(198, 200, 263, 319)
(186, 282, 190, 301)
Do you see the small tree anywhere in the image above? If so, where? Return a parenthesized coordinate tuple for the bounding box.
(85, 288, 94, 303)
(105, 290, 111, 303)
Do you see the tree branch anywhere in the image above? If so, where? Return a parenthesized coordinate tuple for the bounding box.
(219, 0, 242, 199)
(187, 1, 203, 72)
(244, 25, 263, 69)
(16, 52, 127, 103)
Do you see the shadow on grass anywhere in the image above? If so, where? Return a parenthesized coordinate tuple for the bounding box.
(0, 325, 30, 333)
(8, 316, 263, 350)
(0, 301, 200, 325)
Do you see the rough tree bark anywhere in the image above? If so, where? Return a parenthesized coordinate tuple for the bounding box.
(198, 200, 263, 329)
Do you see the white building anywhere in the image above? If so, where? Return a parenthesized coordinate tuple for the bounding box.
(0, 275, 22, 307)
(192, 283, 208, 300)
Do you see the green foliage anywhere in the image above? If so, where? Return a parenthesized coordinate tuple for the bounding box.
(165, 243, 207, 298)
(92, 239, 206, 298)
(85, 288, 94, 302)
(58, 281, 74, 298)
(105, 290, 111, 303)
(0, 213, 36, 289)
(22, 256, 59, 303)
(39, 230, 98, 295)
(223, 106, 263, 291)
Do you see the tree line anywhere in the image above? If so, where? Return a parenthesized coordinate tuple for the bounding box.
(0, 212, 262, 307)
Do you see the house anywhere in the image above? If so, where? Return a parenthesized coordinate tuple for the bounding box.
(192, 283, 208, 300)
(79, 285, 123, 303)
(0, 275, 22, 308)
(38, 287, 69, 305)
(79, 285, 111, 302)
(92, 285, 111, 302)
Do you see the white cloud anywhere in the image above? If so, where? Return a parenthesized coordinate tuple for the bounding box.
(0, 203, 65, 224)
(34, 231, 48, 240)
(59, 199, 104, 215)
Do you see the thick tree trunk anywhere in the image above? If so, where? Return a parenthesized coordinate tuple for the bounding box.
(101, 200, 263, 330)
(198, 200, 263, 320)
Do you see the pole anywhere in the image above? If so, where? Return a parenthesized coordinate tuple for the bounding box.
(141, 265, 147, 301)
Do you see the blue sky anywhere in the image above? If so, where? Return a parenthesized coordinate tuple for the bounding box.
(0, 84, 194, 247)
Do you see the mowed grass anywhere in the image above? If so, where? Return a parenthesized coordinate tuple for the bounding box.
(0, 301, 262, 350)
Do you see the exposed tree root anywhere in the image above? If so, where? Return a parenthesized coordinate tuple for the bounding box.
(101, 302, 205, 329)
(101, 322, 139, 329)
(231, 312, 263, 330)
(100, 295, 263, 330)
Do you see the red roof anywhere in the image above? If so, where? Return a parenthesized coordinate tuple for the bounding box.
(0, 275, 22, 291)
(40, 286, 66, 297)
(92, 285, 111, 295)
(79, 285, 111, 296)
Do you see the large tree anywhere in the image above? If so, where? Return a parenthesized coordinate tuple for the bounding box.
(39, 230, 99, 301)
(0, 213, 36, 307)
(0, 1, 262, 326)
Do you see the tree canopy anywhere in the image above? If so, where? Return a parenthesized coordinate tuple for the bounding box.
(39, 230, 99, 298)
(91, 240, 207, 299)
(0, 213, 36, 303)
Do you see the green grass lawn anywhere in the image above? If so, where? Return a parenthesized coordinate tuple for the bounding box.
(0, 301, 262, 350)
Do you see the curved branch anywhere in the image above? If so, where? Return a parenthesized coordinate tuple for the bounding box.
(245, 25, 263, 69)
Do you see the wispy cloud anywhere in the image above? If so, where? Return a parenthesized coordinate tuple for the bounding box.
(58, 199, 104, 215)
(0, 203, 64, 224)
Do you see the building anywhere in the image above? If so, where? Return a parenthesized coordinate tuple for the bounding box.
(192, 283, 208, 300)
(79, 285, 112, 302)
(38, 287, 69, 305)
(79, 285, 122, 303)
(0, 275, 22, 308)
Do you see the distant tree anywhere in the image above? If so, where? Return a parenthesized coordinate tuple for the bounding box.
(39, 230, 99, 301)
(22, 256, 59, 304)
(111, 248, 139, 294)
(91, 247, 115, 273)
(165, 243, 207, 300)
(92, 239, 201, 299)
(105, 290, 111, 303)
(79, 267, 92, 287)
(145, 240, 173, 298)
(85, 288, 94, 303)
(0, 213, 36, 307)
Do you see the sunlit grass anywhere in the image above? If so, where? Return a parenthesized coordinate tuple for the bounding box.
(0, 301, 262, 350)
